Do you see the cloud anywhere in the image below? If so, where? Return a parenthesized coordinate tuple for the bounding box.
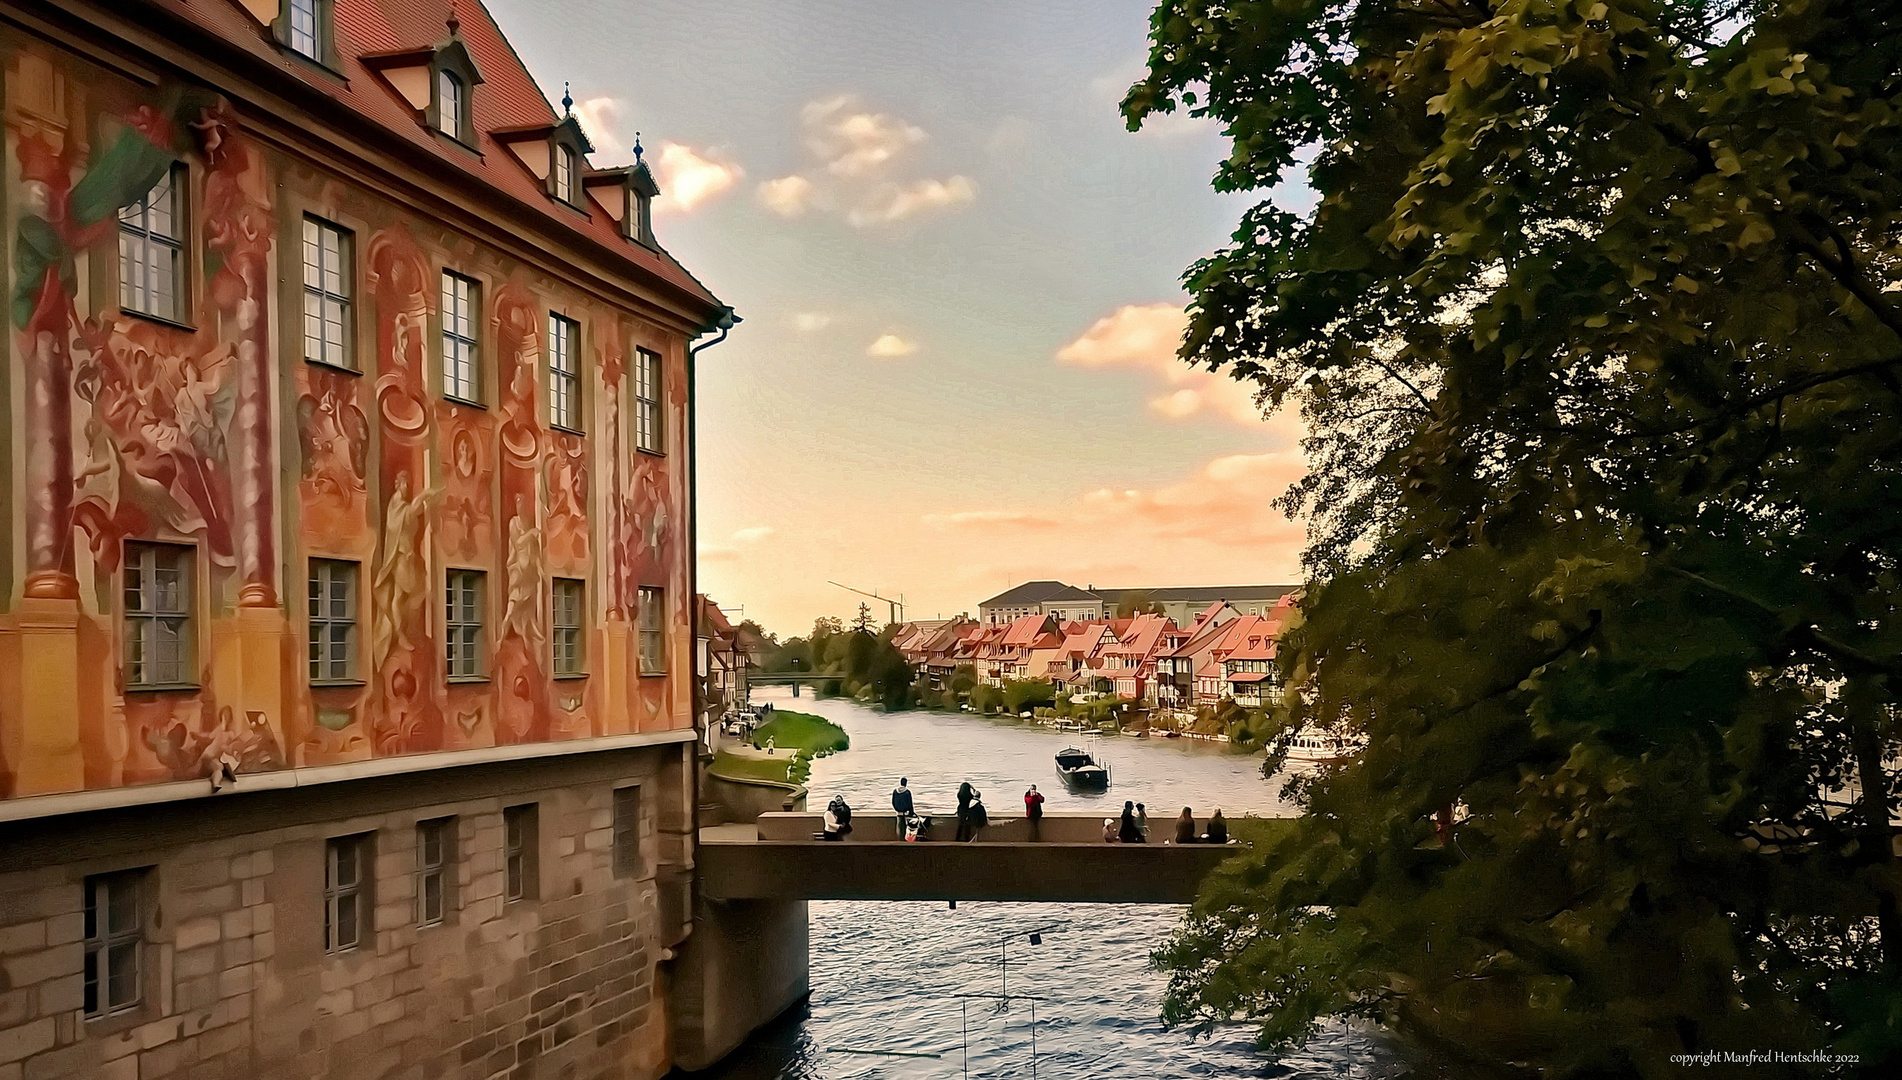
(653, 143, 742, 214)
(922, 510, 1061, 529)
(848, 176, 978, 226)
(866, 334, 919, 359)
(1056, 303, 1265, 425)
(791, 312, 833, 332)
(569, 96, 631, 159)
(762, 96, 976, 229)
(732, 526, 777, 543)
(803, 96, 927, 178)
(924, 448, 1306, 553)
(758, 175, 814, 217)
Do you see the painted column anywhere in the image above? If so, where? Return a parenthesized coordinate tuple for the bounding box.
(199, 105, 287, 762)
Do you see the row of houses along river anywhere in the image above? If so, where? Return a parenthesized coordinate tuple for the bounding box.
(697, 687, 1402, 1080)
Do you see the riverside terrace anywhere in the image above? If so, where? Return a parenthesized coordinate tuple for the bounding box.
(697, 812, 1242, 902)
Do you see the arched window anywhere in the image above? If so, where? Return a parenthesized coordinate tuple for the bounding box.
(438, 69, 465, 140)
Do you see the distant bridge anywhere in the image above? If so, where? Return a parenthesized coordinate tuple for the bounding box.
(745, 670, 847, 695)
(697, 812, 1246, 903)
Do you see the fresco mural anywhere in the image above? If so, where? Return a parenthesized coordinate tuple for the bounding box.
(0, 45, 698, 802)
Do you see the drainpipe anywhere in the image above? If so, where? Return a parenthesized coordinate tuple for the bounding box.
(682, 304, 738, 944)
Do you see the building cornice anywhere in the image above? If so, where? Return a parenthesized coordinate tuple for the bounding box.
(0, 728, 698, 824)
(6, 0, 722, 337)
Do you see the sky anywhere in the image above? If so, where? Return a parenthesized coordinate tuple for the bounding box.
(487, 0, 1315, 636)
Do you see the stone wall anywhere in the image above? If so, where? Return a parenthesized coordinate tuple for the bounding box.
(0, 747, 688, 1080)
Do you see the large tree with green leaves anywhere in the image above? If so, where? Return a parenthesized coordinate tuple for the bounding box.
(1127, 0, 1902, 1073)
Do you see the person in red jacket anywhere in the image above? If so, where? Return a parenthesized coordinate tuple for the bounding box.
(1023, 785, 1046, 841)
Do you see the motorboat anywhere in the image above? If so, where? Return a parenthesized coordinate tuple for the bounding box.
(1283, 730, 1361, 764)
(1055, 746, 1110, 790)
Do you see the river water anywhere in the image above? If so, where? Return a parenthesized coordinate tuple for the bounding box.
(692, 688, 1403, 1079)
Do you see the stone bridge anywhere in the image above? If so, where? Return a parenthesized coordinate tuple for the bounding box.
(670, 811, 1254, 1069)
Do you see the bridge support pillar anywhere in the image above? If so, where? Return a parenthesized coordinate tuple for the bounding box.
(668, 896, 810, 1072)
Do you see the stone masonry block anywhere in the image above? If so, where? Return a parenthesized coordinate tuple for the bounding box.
(40, 915, 82, 949)
(0, 924, 46, 957)
(0, 1017, 55, 1066)
(2, 945, 79, 990)
(173, 919, 221, 954)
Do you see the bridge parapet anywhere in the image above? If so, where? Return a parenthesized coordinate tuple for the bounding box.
(700, 812, 1250, 902)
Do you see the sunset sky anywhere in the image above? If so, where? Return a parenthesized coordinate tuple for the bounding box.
(489, 0, 1315, 635)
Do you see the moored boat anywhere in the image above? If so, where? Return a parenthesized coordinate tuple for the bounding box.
(1284, 730, 1361, 764)
(1055, 746, 1110, 790)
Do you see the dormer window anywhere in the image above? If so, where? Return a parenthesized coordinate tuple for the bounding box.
(438, 70, 466, 141)
(554, 144, 578, 205)
(278, 0, 333, 65)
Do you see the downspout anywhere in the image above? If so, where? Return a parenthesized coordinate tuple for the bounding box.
(683, 304, 737, 939)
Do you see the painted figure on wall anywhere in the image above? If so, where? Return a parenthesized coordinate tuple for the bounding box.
(362, 228, 445, 758)
(296, 364, 370, 536)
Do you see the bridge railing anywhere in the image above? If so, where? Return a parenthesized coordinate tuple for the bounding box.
(751, 811, 1237, 844)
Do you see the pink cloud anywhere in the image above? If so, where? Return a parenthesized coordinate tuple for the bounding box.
(1056, 303, 1266, 425)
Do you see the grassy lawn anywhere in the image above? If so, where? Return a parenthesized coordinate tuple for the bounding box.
(709, 751, 809, 785)
(749, 710, 849, 755)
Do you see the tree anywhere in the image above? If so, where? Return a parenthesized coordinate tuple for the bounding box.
(851, 602, 878, 634)
(1129, 0, 1902, 1073)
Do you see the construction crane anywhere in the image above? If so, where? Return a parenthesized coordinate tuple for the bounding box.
(828, 581, 904, 625)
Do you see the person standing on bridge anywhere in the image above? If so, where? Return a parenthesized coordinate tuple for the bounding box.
(1136, 802, 1151, 842)
(1024, 785, 1045, 841)
(1119, 801, 1143, 843)
(891, 778, 914, 840)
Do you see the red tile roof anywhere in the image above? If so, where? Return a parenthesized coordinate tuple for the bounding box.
(161, 0, 720, 312)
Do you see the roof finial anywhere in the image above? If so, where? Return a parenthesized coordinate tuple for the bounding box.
(633, 132, 644, 164)
(562, 82, 573, 116)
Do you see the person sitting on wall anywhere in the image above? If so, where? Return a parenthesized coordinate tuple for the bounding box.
(1102, 817, 1118, 843)
(1173, 807, 1198, 844)
(1024, 785, 1045, 841)
(1203, 809, 1229, 845)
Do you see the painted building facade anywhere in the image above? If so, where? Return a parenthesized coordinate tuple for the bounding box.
(0, 2, 730, 1078)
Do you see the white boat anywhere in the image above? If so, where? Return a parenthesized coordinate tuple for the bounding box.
(1284, 730, 1360, 764)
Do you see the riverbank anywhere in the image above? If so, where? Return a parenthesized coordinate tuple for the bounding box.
(711, 709, 850, 785)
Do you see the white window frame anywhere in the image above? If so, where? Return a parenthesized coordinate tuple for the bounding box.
(302, 215, 354, 369)
(324, 833, 371, 954)
(548, 313, 581, 431)
(416, 817, 454, 927)
(286, 0, 323, 61)
(635, 348, 662, 454)
(638, 586, 665, 676)
(441, 270, 480, 402)
(503, 804, 537, 902)
(438, 68, 465, 141)
(554, 143, 579, 205)
(119, 164, 185, 323)
(83, 870, 145, 1019)
(308, 559, 359, 684)
(552, 577, 585, 676)
(124, 542, 194, 689)
(445, 570, 485, 680)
